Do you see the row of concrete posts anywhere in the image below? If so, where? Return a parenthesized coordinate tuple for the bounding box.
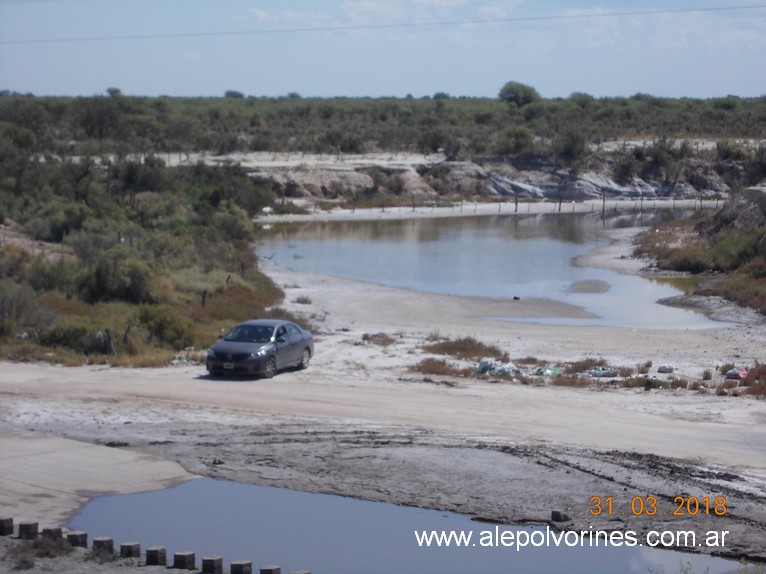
(1, 517, 309, 574)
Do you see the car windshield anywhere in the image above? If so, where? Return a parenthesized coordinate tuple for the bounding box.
(223, 325, 273, 343)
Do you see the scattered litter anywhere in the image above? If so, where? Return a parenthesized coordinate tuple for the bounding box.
(476, 360, 520, 376)
(725, 367, 748, 380)
(171, 355, 193, 366)
(587, 366, 618, 378)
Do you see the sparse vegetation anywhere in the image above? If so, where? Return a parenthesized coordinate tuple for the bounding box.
(410, 358, 472, 377)
(634, 205, 766, 314)
(637, 360, 653, 374)
(421, 336, 509, 362)
(1, 88, 765, 364)
(4, 536, 73, 570)
(514, 356, 547, 366)
(550, 374, 590, 387)
(362, 332, 397, 346)
(562, 357, 608, 375)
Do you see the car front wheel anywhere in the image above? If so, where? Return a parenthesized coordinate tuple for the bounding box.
(262, 356, 277, 379)
(299, 348, 311, 370)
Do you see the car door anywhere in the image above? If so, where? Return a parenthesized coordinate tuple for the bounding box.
(273, 325, 291, 369)
(286, 323, 304, 365)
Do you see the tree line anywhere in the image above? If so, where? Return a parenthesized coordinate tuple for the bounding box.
(2, 86, 765, 159)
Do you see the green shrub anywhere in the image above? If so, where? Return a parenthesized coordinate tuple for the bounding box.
(495, 126, 534, 155)
(555, 130, 588, 161)
(78, 251, 154, 304)
(38, 324, 116, 355)
(138, 304, 195, 349)
(614, 152, 640, 183)
(709, 231, 762, 271)
(28, 258, 79, 293)
(0, 281, 55, 336)
(716, 140, 750, 162)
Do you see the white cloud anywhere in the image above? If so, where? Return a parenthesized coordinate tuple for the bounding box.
(343, 0, 397, 23)
(413, 0, 468, 7)
(247, 9, 271, 21)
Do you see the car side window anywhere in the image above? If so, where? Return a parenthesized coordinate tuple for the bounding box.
(276, 326, 287, 341)
(287, 324, 301, 340)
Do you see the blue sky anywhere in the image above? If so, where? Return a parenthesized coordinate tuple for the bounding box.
(1, 0, 765, 99)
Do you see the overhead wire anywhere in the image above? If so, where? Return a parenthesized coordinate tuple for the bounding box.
(2, 4, 766, 45)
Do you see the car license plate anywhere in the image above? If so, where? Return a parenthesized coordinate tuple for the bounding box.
(223, 363, 234, 370)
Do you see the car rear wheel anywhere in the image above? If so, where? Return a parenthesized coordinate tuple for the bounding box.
(263, 357, 277, 379)
(299, 348, 311, 370)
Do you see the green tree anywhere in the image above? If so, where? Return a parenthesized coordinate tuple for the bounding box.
(499, 81, 541, 108)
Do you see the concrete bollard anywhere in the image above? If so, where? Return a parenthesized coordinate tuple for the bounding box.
(18, 522, 39, 540)
(120, 542, 141, 558)
(174, 551, 196, 570)
(146, 546, 167, 566)
(41, 527, 63, 540)
(202, 556, 224, 574)
(66, 531, 88, 548)
(92, 537, 115, 555)
(0, 518, 13, 536)
(551, 510, 571, 522)
(260, 566, 281, 574)
(230, 561, 253, 574)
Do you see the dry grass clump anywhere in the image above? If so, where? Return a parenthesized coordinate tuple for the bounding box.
(410, 358, 473, 377)
(514, 356, 547, 366)
(5, 536, 73, 570)
(563, 357, 608, 375)
(363, 332, 397, 346)
(637, 360, 653, 374)
(745, 362, 766, 397)
(617, 366, 634, 378)
(421, 336, 509, 362)
(622, 376, 650, 388)
(550, 375, 590, 387)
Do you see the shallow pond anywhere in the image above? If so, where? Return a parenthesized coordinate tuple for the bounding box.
(257, 211, 719, 329)
(68, 478, 738, 574)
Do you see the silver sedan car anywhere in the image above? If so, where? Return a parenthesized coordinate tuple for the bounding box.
(206, 319, 314, 378)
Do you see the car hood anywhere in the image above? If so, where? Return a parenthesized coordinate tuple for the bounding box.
(210, 340, 272, 355)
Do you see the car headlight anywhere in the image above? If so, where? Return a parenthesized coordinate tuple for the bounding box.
(252, 345, 272, 358)
(207, 349, 215, 358)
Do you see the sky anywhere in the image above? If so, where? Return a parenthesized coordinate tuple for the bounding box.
(1, 0, 765, 99)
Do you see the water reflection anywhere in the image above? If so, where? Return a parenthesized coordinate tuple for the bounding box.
(258, 211, 720, 329)
(68, 479, 737, 574)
